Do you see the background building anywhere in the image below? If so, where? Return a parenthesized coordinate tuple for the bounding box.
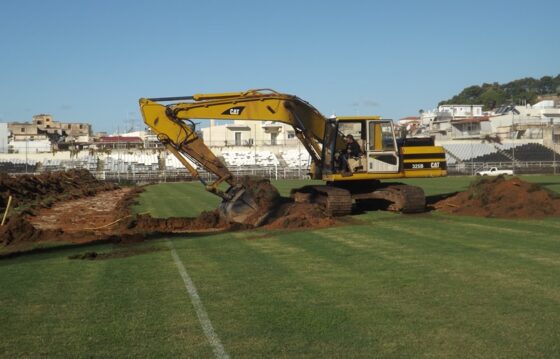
(0, 123, 8, 153)
(201, 120, 299, 147)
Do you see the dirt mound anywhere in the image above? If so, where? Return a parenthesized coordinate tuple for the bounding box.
(225, 176, 281, 226)
(263, 200, 336, 230)
(231, 177, 335, 229)
(1, 215, 60, 246)
(0, 169, 117, 209)
(435, 176, 560, 218)
(1, 172, 338, 254)
(1, 170, 123, 247)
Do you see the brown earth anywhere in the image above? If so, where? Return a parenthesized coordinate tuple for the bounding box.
(1, 173, 335, 253)
(0, 169, 117, 209)
(262, 200, 336, 230)
(1, 170, 123, 246)
(434, 176, 560, 218)
(6, 171, 559, 254)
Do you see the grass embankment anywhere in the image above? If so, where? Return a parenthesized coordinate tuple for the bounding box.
(1, 176, 560, 358)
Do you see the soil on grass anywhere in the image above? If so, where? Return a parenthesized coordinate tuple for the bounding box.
(1, 170, 122, 246)
(68, 246, 166, 260)
(228, 177, 335, 229)
(434, 176, 560, 219)
(1, 174, 335, 252)
(0, 169, 117, 209)
(262, 200, 336, 230)
(9, 172, 559, 254)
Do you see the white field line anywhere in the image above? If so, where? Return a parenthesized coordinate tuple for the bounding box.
(167, 240, 229, 359)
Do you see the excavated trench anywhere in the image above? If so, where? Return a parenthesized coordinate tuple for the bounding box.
(0, 172, 335, 251)
(1, 171, 559, 254)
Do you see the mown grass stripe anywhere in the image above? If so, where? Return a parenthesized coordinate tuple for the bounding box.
(167, 240, 229, 359)
(371, 221, 560, 303)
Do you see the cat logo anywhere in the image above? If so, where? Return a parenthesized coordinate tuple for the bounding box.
(222, 106, 245, 116)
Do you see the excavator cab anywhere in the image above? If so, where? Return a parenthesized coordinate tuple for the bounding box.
(321, 117, 400, 176)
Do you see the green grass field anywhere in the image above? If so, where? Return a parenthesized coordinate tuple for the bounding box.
(1, 176, 560, 358)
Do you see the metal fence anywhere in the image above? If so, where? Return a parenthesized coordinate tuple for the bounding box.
(448, 161, 559, 176)
(92, 166, 312, 185)
(2, 160, 558, 184)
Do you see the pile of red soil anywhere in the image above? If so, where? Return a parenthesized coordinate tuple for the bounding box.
(263, 200, 336, 230)
(231, 176, 335, 229)
(435, 176, 560, 218)
(231, 177, 281, 226)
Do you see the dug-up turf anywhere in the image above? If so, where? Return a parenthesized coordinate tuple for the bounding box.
(1, 173, 336, 254)
(0, 169, 117, 209)
(434, 176, 560, 219)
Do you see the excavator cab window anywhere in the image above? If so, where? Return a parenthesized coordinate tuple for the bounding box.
(324, 120, 368, 174)
(322, 119, 338, 174)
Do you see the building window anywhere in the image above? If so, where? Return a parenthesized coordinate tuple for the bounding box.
(79, 124, 83, 129)
(288, 131, 295, 139)
(234, 132, 242, 146)
(21, 128, 25, 132)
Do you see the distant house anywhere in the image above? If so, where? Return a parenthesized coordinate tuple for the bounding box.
(8, 122, 48, 141)
(420, 105, 486, 140)
(33, 114, 91, 142)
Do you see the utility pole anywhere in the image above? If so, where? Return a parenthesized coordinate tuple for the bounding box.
(25, 138, 28, 173)
(512, 111, 515, 175)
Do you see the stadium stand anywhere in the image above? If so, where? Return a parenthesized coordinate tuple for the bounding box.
(281, 149, 311, 167)
(469, 151, 511, 163)
(503, 143, 560, 162)
(442, 143, 498, 163)
(0, 159, 38, 173)
(221, 150, 280, 167)
(1, 141, 557, 178)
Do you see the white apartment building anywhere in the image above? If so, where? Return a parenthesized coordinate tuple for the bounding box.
(420, 104, 486, 140)
(490, 101, 560, 139)
(201, 120, 300, 148)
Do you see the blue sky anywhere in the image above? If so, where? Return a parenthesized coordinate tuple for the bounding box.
(1, 0, 558, 133)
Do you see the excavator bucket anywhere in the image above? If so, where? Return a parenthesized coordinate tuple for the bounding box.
(218, 177, 280, 227)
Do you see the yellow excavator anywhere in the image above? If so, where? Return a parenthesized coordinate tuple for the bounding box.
(139, 89, 446, 225)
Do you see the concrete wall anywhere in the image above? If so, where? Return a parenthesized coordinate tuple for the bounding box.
(9, 139, 52, 153)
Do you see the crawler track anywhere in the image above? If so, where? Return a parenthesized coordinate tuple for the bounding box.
(353, 184, 426, 213)
(291, 185, 353, 216)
